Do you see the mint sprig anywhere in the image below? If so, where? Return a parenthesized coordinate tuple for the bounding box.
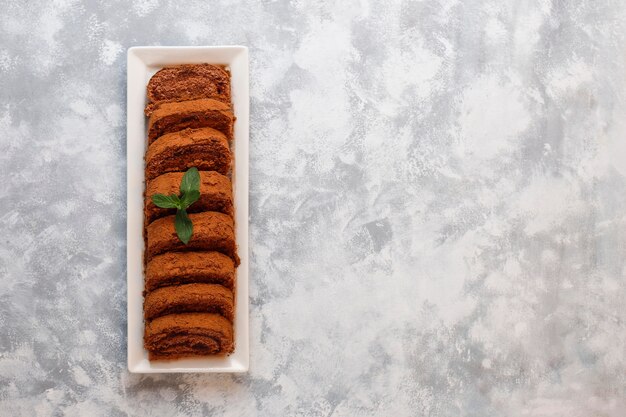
(151, 167, 201, 244)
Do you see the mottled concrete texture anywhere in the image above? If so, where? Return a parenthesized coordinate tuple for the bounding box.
(1, 0, 625, 416)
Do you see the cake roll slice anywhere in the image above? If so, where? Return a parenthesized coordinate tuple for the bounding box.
(144, 283, 234, 322)
(145, 252, 235, 292)
(148, 98, 234, 144)
(145, 64, 230, 114)
(145, 128, 231, 181)
(144, 313, 234, 359)
(146, 211, 239, 264)
(145, 171, 234, 224)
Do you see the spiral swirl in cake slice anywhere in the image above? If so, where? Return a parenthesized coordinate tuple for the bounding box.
(145, 252, 235, 292)
(144, 313, 234, 359)
(146, 211, 239, 265)
(148, 98, 234, 144)
(145, 128, 231, 181)
(146, 64, 231, 114)
(144, 283, 234, 322)
(145, 171, 233, 224)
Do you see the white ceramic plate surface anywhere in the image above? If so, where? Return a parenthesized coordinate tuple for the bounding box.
(127, 46, 249, 373)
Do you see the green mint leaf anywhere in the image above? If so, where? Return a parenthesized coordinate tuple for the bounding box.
(169, 194, 182, 208)
(152, 193, 181, 209)
(175, 209, 193, 244)
(180, 190, 200, 209)
(180, 167, 200, 195)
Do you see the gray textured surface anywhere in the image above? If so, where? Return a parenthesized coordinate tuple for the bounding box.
(1, 0, 625, 416)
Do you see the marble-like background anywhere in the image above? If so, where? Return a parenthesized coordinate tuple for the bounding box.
(1, 0, 625, 416)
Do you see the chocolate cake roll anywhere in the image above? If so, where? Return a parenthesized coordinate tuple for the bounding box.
(145, 64, 231, 114)
(144, 313, 234, 359)
(145, 252, 235, 292)
(145, 128, 231, 181)
(144, 283, 234, 322)
(145, 171, 234, 224)
(147, 98, 234, 144)
(142, 62, 240, 361)
(146, 211, 239, 264)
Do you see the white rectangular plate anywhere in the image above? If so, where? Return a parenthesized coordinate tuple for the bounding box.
(127, 46, 249, 373)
